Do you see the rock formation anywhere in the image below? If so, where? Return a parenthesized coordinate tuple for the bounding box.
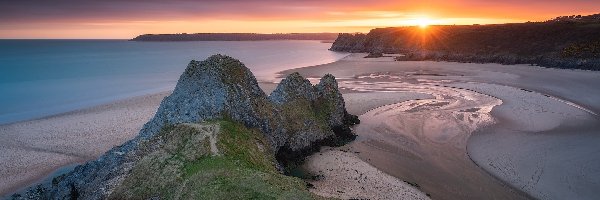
(11, 54, 358, 200)
(328, 33, 368, 53)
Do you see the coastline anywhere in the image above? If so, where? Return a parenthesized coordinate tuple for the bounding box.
(3, 52, 600, 199)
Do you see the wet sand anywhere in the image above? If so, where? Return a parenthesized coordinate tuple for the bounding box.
(341, 81, 528, 199)
(281, 53, 600, 114)
(287, 53, 600, 200)
(457, 83, 600, 199)
(302, 87, 517, 199)
(298, 92, 436, 199)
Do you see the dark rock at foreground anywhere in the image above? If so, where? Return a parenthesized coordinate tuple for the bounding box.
(12, 54, 358, 199)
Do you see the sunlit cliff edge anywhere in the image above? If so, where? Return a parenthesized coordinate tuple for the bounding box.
(330, 13, 600, 70)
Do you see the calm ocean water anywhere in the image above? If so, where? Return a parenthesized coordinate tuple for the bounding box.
(0, 40, 348, 124)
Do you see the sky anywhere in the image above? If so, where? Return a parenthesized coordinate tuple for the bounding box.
(0, 0, 599, 39)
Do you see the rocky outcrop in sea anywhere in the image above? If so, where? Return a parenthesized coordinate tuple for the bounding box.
(11, 54, 358, 200)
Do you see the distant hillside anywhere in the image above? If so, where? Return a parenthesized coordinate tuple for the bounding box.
(131, 33, 339, 41)
(330, 13, 600, 70)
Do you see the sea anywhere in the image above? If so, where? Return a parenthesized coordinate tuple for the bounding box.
(0, 40, 348, 125)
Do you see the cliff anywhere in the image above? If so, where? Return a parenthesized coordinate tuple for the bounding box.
(330, 13, 600, 70)
(131, 33, 339, 41)
(11, 55, 358, 199)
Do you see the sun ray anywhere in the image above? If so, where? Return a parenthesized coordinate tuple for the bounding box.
(414, 17, 434, 28)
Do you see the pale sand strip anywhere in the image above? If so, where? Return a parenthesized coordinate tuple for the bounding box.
(303, 147, 430, 200)
(0, 92, 170, 196)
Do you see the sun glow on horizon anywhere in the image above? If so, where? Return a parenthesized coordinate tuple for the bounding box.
(3, 0, 599, 39)
(404, 16, 438, 28)
(415, 17, 434, 28)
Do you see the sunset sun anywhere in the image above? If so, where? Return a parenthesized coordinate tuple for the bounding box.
(414, 17, 434, 28)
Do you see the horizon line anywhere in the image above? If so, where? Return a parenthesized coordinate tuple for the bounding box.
(0, 19, 582, 40)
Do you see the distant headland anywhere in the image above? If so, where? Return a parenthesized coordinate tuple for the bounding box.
(330, 13, 600, 70)
(130, 33, 340, 41)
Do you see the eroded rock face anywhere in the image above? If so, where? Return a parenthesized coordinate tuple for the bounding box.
(270, 72, 330, 151)
(269, 72, 317, 104)
(12, 55, 358, 200)
(315, 74, 358, 130)
(270, 72, 359, 152)
(141, 55, 286, 150)
(329, 33, 368, 53)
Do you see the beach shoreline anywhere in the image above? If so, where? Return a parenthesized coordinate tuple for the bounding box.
(0, 92, 170, 196)
(3, 53, 600, 199)
(283, 53, 600, 199)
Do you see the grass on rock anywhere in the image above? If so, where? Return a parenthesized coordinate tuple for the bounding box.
(110, 120, 318, 200)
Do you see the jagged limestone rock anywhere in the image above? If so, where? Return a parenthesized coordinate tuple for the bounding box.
(269, 72, 317, 104)
(141, 54, 285, 150)
(270, 72, 331, 151)
(269, 72, 359, 152)
(12, 55, 358, 200)
(329, 33, 368, 52)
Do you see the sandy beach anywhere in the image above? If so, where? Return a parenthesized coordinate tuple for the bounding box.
(284, 53, 600, 200)
(0, 92, 169, 196)
(459, 82, 600, 199)
(3, 53, 600, 199)
(301, 147, 430, 200)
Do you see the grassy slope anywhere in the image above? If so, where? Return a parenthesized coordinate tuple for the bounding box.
(110, 120, 319, 200)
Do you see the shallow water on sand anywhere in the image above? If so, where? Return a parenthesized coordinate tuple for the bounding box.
(337, 75, 530, 199)
(0, 40, 348, 124)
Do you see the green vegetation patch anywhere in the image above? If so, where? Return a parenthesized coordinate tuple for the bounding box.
(280, 98, 330, 134)
(109, 120, 316, 200)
